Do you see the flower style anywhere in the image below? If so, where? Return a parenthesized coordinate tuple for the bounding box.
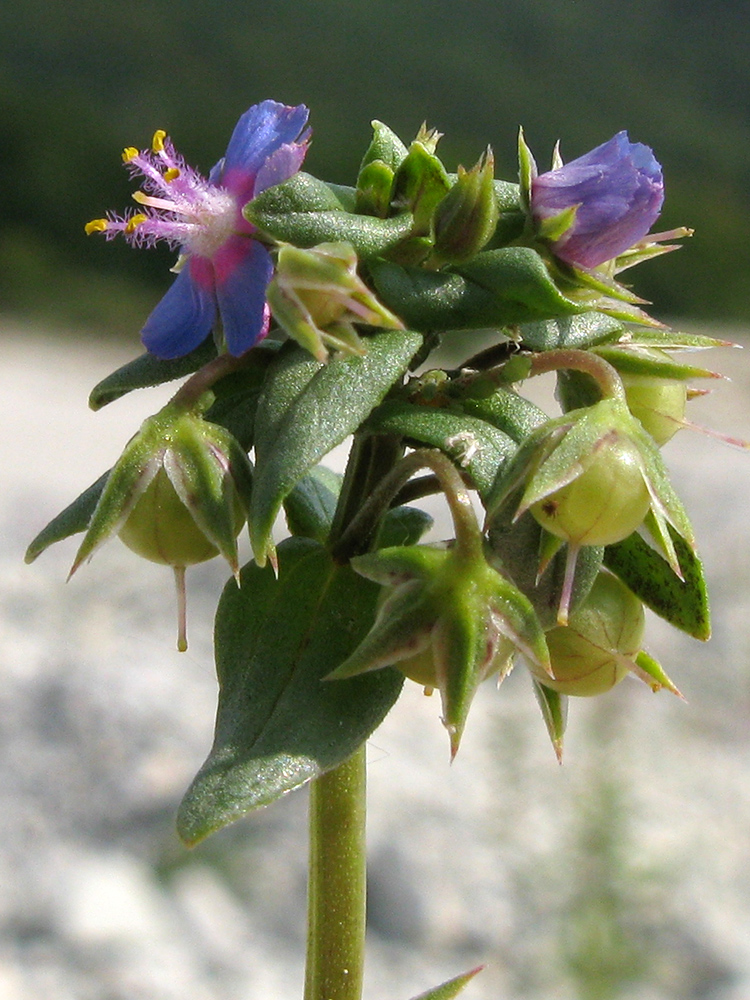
(86, 100, 311, 358)
(530, 131, 664, 269)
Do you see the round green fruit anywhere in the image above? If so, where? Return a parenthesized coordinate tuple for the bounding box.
(539, 572, 644, 696)
(119, 467, 244, 567)
(621, 372, 686, 446)
(530, 438, 650, 546)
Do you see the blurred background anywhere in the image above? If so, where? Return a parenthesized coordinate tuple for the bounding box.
(3, 2, 750, 999)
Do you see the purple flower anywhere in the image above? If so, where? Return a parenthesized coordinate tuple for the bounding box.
(530, 131, 664, 269)
(87, 100, 310, 358)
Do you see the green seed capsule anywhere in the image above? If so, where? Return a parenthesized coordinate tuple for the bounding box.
(530, 438, 651, 546)
(119, 467, 243, 567)
(537, 572, 644, 696)
(621, 372, 687, 445)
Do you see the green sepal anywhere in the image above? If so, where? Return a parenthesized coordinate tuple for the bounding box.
(326, 578, 438, 679)
(89, 339, 218, 409)
(633, 649, 682, 696)
(283, 465, 342, 543)
(604, 529, 710, 640)
(391, 139, 451, 234)
(518, 312, 624, 352)
(250, 331, 423, 565)
(25, 470, 110, 563)
(517, 127, 537, 211)
(406, 965, 485, 1000)
(606, 328, 737, 351)
(69, 415, 170, 574)
(166, 420, 248, 575)
(364, 398, 517, 500)
(535, 204, 578, 243)
(531, 678, 568, 761)
(176, 537, 404, 845)
(592, 346, 723, 383)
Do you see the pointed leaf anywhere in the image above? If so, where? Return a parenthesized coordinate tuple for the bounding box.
(25, 470, 110, 563)
(519, 311, 624, 351)
(245, 170, 348, 215)
(359, 120, 408, 173)
(177, 538, 404, 845)
(365, 399, 517, 500)
(604, 528, 710, 640)
(407, 965, 485, 1000)
(250, 331, 423, 564)
(89, 340, 217, 409)
(457, 387, 548, 443)
(283, 465, 342, 543)
(247, 205, 414, 259)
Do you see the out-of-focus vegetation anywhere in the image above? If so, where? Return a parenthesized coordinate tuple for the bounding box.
(2, 0, 748, 336)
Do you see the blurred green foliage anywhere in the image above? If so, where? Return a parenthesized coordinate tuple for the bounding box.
(2, 0, 748, 335)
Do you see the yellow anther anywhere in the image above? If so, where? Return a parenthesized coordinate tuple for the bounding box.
(122, 146, 139, 163)
(85, 219, 109, 235)
(125, 214, 148, 234)
(163, 167, 180, 182)
(152, 129, 167, 153)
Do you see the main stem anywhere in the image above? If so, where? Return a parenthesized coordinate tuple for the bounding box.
(304, 746, 367, 1000)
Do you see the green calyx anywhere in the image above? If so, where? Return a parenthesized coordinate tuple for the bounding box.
(487, 394, 696, 575)
(327, 541, 549, 757)
(267, 242, 404, 363)
(429, 148, 500, 266)
(70, 403, 253, 581)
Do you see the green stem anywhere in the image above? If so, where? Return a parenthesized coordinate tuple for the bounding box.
(304, 747, 367, 1000)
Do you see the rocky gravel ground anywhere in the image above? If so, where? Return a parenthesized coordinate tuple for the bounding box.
(4, 321, 750, 1000)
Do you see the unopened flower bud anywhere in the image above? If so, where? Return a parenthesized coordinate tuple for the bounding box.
(268, 242, 404, 362)
(430, 149, 499, 265)
(529, 131, 664, 269)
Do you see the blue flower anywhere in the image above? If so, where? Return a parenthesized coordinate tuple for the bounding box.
(87, 100, 310, 358)
(530, 131, 663, 269)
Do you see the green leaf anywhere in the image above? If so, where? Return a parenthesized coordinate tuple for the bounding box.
(176, 537, 404, 845)
(89, 339, 218, 409)
(247, 203, 414, 259)
(283, 465, 342, 543)
(359, 120, 408, 173)
(25, 470, 110, 563)
(457, 386, 549, 443)
(370, 249, 586, 332)
(392, 140, 451, 233)
(604, 528, 710, 640)
(518, 311, 624, 352)
(246, 171, 348, 215)
(250, 331, 423, 564)
(364, 399, 517, 500)
(375, 505, 434, 547)
(407, 965, 485, 1000)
